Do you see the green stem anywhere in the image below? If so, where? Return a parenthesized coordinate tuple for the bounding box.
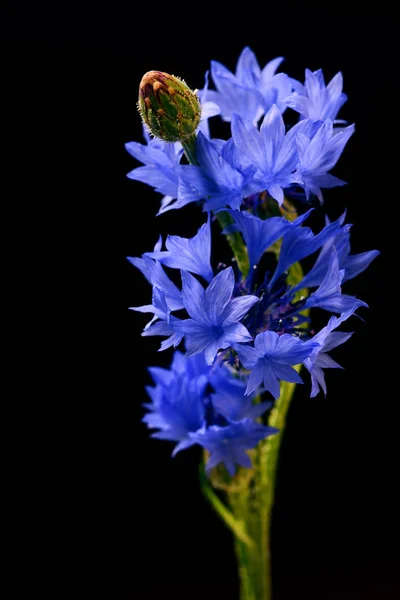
(202, 259, 307, 600)
(215, 211, 250, 277)
(226, 377, 298, 600)
(199, 466, 254, 548)
(184, 123, 307, 599)
(181, 133, 199, 167)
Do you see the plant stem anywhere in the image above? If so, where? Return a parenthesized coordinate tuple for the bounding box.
(182, 133, 302, 599)
(202, 258, 307, 600)
(227, 375, 299, 600)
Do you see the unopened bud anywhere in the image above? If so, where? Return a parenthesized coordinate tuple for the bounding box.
(138, 71, 201, 142)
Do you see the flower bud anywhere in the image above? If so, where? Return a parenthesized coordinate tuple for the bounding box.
(138, 71, 201, 142)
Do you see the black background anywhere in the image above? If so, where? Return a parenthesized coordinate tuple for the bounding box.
(3, 4, 397, 599)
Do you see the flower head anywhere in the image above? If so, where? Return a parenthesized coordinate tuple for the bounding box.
(293, 120, 355, 202)
(174, 268, 259, 365)
(294, 211, 380, 290)
(231, 106, 322, 204)
(303, 250, 368, 314)
(205, 47, 291, 124)
(144, 363, 206, 456)
(125, 129, 182, 212)
(235, 331, 317, 397)
(286, 69, 347, 122)
(138, 71, 201, 142)
(304, 308, 357, 396)
(145, 215, 213, 282)
(164, 133, 256, 213)
(190, 419, 278, 475)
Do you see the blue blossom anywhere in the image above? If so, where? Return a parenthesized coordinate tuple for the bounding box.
(125, 129, 183, 212)
(145, 214, 213, 282)
(258, 56, 293, 115)
(190, 419, 278, 475)
(128, 246, 185, 350)
(138, 299, 184, 352)
(174, 268, 259, 365)
(151, 349, 266, 421)
(302, 250, 368, 313)
(224, 209, 304, 269)
(211, 386, 272, 422)
(286, 69, 347, 122)
(166, 133, 256, 213)
(128, 53, 378, 474)
(205, 47, 292, 124)
(130, 285, 170, 329)
(206, 48, 265, 124)
(231, 106, 322, 205)
(293, 119, 355, 202)
(144, 366, 206, 456)
(235, 330, 317, 397)
(268, 211, 340, 289)
(304, 308, 357, 396)
(295, 212, 380, 290)
(167, 349, 211, 381)
(127, 249, 183, 311)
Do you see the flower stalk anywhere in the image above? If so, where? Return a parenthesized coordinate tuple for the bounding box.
(181, 119, 305, 599)
(128, 55, 377, 600)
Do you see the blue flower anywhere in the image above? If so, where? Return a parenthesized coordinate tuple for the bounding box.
(130, 285, 170, 328)
(286, 69, 347, 122)
(293, 119, 355, 202)
(235, 330, 317, 397)
(304, 308, 357, 396)
(205, 47, 291, 124)
(268, 211, 340, 289)
(174, 268, 259, 365)
(133, 286, 184, 351)
(190, 419, 278, 475)
(231, 106, 322, 205)
(127, 249, 183, 311)
(166, 133, 256, 213)
(128, 244, 185, 350)
(167, 349, 211, 381)
(211, 385, 272, 422)
(302, 250, 368, 313)
(144, 366, 206, 456)
(294, 212, 380, 290)
(258, 56, 293, 115)
(125, 128, 183, 213)
(206, 48, 265, 124)
(145, 214, 214, 282)
(224, 210, 296, 269)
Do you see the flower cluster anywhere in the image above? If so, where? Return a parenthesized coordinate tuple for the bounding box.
(126, 48, 379, 476)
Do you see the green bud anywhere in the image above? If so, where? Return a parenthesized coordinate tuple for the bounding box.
(138, 71, 201, 142)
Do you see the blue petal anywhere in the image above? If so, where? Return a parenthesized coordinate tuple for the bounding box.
(260, 104, 286, 172)
(262, 363, 281, 399)
(223, 322, 253, 344)
(234, 343, 259, 370)
(205, 268, 235, 324)
(146, 215, 213, 282)
(221, 295, 259, 325)
(270, 362, 303, 384)
(343, 250, 380, 283)
(245, 362, 265, 396)
(227, 211, 291, 268)
(231, 113, 265, 168)
(181, 271, 209, 323)
(235, 46, 260, 86)
(254, 330, 279, 355)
